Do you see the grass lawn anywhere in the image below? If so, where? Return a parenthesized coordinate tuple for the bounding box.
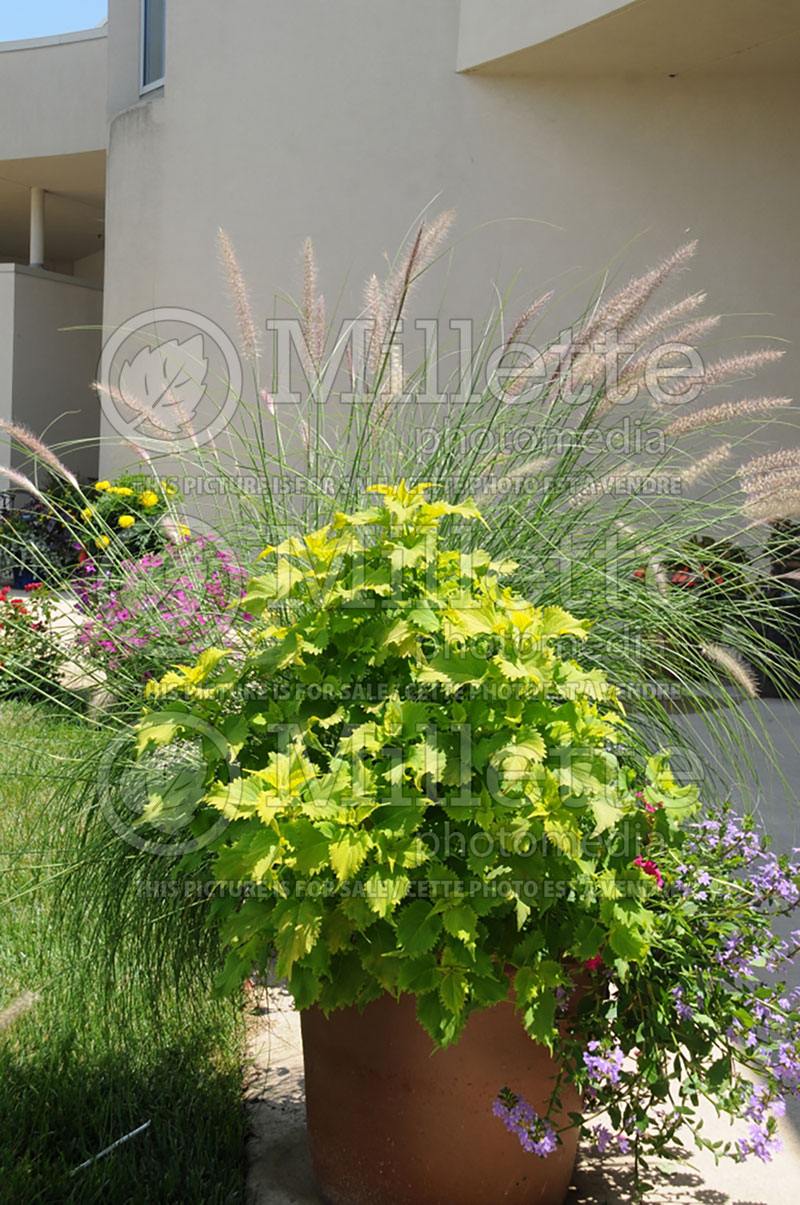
(0, 701, 246, 1204)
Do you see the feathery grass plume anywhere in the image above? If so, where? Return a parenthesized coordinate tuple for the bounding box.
(0, 990, 40, 1032)
(742, 466, 800, 505)
(623, 290, 708, 350)
(311, 294, 326, 368)
(740, 447, 800, 486)
(505, 346, 550, 398)
(382, 210, 455, 332)
(581, 241, 699, 349)
(700, 348, 785, 389)
(700, 642, 760, 698)
(0, 463, 45, 499)
(743, 490, 800, 522)
(259, 388, 276, 416)
(551, 241, 699, 398)
(503, 291, 554, 351)
(603, 315, 722, 411)
(0, 421, 78, 488)
(663, 314, 722, 353)
(364, 273, 385, 373)
(95, 379, 175, 438)
(676, 443, 732, 488)
(218, 228, 259, 362)
(300, 237, 325, 372)
(302, 237, 318, 334)
(665, 397, 793, 437)
(574, 302, 715, 401)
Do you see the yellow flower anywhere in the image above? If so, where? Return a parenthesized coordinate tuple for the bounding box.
(179, 525, 191, 538)
(94, 481, 111, 492)
(118, 514, 136, 529)
(95, 535, 111, 548)
(108, 486, 134, 497)
(161, 479, 177, 498)
(80, 507, 94, 521)
(139, 490, 159, 508)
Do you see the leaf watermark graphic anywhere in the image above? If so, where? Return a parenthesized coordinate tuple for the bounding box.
(119, 335, 210, 435)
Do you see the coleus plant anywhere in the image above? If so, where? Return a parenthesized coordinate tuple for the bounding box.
(136, 482, 799, 1175)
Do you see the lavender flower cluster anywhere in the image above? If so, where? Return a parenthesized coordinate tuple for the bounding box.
(492, 1088, 559, 1158)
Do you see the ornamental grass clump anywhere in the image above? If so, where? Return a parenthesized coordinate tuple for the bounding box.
(126, 483, 800, 1179)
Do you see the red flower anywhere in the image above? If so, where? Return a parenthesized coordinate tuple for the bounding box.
(584, 955, 603, 971)
(634, 856, 664, 889)
(24, 582, 43, 592)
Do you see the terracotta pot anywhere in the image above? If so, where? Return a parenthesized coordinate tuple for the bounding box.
(301, 991, 581, 1205)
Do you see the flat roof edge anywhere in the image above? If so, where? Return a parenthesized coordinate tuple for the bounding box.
(0, 27, 108, 55)
(0, 264, 103, 291)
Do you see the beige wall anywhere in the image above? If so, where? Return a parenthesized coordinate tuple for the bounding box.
(107, 0, 150, 120)
(0, 268, 103, 480)
(0, 271, 14, 437)
(99, 0, 799, 474)
(0, 31, 107, 160)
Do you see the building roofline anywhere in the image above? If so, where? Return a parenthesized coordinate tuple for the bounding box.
(0, 263, 103, 291)
(0, 27, 107, 55)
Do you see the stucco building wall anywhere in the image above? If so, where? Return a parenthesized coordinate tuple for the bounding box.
(0, 267, 103, 481)
(97, 0, 799, 476)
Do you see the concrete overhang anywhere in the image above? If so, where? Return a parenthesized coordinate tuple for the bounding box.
(458, 0, 800, 75)
(0, 150, 105, 266)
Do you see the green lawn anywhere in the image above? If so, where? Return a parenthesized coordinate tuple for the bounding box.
(0, 701, 246, 1204)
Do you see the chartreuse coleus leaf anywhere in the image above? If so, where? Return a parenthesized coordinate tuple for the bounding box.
(364, 870, 410, 918)
(274, 897, 325, 979)
(329, 829, 373, 881)
(212, 824, 282, 883)
(284, 820, 335, 875)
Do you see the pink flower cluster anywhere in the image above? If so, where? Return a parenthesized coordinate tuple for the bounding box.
(74, 536, 253, 675)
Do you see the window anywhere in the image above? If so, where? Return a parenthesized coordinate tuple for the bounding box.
(141, 0, 166, 92)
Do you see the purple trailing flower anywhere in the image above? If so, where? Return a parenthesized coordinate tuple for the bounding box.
(737, 1121, 782, 1163)
(583, 1040, 625, 1086)
(672, 985, 695, 1022)
(493, 1089, 559, 1158)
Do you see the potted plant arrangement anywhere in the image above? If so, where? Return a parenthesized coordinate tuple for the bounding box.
(123, 484, 800, 1204)
(0, 477, 88, 587)
(0, 581, 65, 696)
(77, 473, 180, 560)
